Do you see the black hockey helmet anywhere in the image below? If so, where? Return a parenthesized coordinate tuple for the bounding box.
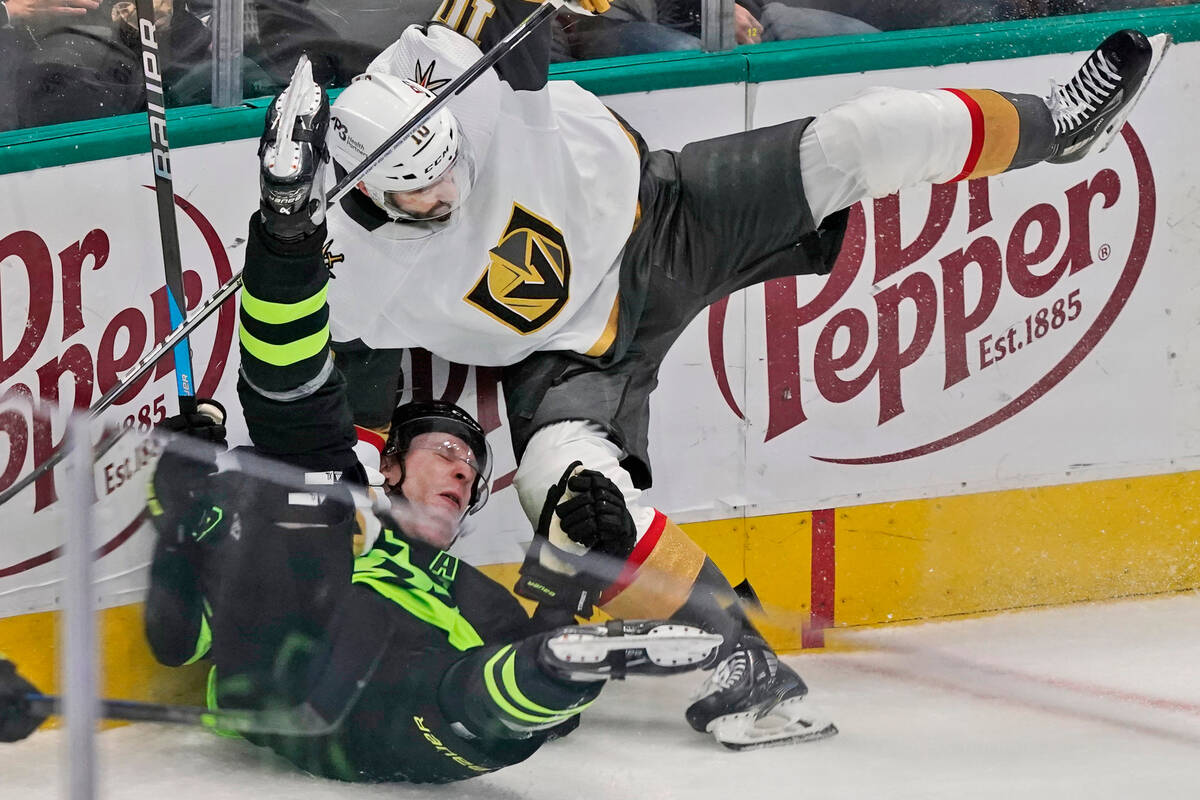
(384, 400, 492, 514)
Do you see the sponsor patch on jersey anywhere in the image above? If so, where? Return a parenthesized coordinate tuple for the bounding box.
(464, 203, 571, 335)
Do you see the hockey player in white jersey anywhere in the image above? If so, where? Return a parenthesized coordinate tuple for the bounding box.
(258, 0, 1168, 749)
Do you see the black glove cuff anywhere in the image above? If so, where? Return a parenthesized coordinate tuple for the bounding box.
(514, 558, 599, 618)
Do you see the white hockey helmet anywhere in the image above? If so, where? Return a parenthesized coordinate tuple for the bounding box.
(328, 73, 474, 221)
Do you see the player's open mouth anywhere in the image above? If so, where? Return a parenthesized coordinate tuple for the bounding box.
(438, 491, 463, 511)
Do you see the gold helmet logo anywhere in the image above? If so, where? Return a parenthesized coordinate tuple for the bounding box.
(465, 204, 570, 334)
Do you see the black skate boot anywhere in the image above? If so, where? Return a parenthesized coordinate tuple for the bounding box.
(685, 638, 837, 750)
(537, 619, 723, 683)
(1045, 29, 1170, 164)
(259, 55, 330, 241)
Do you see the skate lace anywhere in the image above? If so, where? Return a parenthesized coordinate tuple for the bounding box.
(1047, 50, 1122, 134)
(694, 651, 750, 699)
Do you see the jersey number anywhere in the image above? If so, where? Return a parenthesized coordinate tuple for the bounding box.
(434, 0, 496, 43)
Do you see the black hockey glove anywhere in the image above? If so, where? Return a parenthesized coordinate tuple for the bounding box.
(149, 400, 229, 546)
(0, 658, 47, 743)
(157, 398, 227, 444)
(514, 463, 636, 618)
(556, 469, 636, 561)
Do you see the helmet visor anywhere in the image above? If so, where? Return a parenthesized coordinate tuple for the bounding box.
(383, 414, 492, 515)
(382, 145, 475, 222)
(406, 432, 485, 480)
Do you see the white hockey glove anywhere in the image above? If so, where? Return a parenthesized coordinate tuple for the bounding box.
(514, 462, 636, 617)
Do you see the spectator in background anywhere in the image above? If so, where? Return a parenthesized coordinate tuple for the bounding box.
(729, 0, 877, 44)
(1, 0, 99, 26)
(5, 0, 148, 131)
(770, 0, 1036, 32)
(1, 0, 103, 131)
(557, 0, 877, 58)
(1046, 0, 1196, 12)
(6, 0, 375, 131)
(747, 0, 1195, 44)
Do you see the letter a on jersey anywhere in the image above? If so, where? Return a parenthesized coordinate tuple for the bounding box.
(465, 204, 571, 334)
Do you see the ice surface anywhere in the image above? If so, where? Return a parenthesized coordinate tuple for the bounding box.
(5, 592, 1200, 799)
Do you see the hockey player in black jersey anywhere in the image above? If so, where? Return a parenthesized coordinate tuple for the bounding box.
(265, 10, 1170, 749)
(128, 85, 725, 781)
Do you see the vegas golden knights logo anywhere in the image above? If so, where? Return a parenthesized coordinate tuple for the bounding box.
(465, 204, 570, 335)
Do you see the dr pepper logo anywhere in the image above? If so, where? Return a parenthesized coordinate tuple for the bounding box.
(0, 191, 236, 578)
(710, 126, 1156, 463)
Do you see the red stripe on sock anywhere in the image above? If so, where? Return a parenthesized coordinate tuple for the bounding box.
(803, 508, 836, 649)
(598, 509, 667, 606)
(943, 88, 984, 182)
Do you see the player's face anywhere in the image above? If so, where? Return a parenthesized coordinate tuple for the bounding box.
(384, 169, 459, 221)
(383, 432, 477, 548)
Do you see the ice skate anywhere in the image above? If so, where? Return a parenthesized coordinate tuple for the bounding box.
(686, 643, 837, 751)
(1046, 29, 1171, 164)
(538, 620, 723, 682)
(259, 55, 330, 240)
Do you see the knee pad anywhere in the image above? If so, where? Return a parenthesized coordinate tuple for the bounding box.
(807, 87, 974, 203)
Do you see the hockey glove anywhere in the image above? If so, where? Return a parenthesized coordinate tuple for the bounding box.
(514, 463, 635, 617)
(556, 469, 636, 561)
(157, 398, 227, 444)
(149, 400, 229, 546)
(0, 658, 46, 742)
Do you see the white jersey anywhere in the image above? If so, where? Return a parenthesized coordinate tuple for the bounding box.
(325, 24, 642, 366)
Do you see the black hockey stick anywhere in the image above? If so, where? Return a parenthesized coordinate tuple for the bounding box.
(26, 693, 344, 737)
(133, 0, 199, 419)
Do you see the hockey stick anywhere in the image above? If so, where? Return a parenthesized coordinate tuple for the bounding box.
(0, 1, 566, 509)
(24, 695, 333, 738)
(25, 693, 344, 737)
(133, 0, 199, 419)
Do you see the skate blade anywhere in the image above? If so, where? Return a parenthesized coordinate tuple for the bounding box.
(708, 696, 839, 751)
(1095, 32, 1173, 156)
(266, 56, 319, 180)
(548, 627, 723, 667)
